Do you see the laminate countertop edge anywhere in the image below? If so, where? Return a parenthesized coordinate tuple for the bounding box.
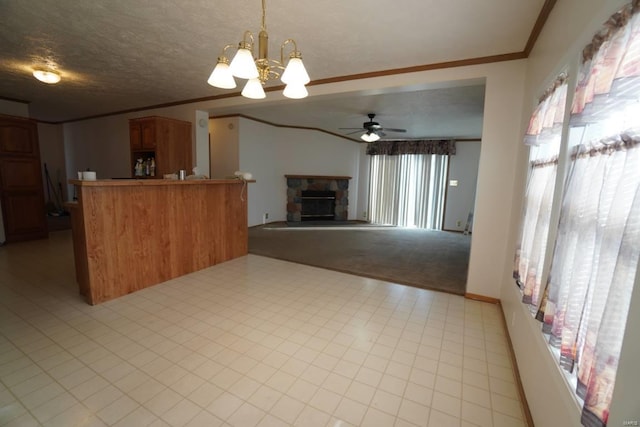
(69, 179, 255, 187)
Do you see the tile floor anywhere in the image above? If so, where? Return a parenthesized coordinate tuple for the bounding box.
(0, 231, 527, 426)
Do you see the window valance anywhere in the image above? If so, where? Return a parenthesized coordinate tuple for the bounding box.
(524, 74, 568, 146)
(366, 139, 456, 156)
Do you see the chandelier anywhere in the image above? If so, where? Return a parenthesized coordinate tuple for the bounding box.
(207, 0, 310, 99)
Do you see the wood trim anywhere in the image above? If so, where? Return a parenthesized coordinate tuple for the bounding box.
(464, 292, 500, 304)
(214, 113, 359, 143)
(497, 302, 536, 427)
(462, 293, 535, 425)
(215, 115, 485, 144)
(0, 95, 30, 105)
(56, 91, 243, 125)
(51, 53, 527, 125)
(309, 52, 527, 87)
(70, 178, 250, 187)
(524, 0, 559, 56)
(38, 2, 556, 126)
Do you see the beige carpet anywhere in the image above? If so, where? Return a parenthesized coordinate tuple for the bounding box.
(248, 222, 471, 295)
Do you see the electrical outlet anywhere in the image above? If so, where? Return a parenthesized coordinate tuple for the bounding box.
(265, 213, 269, 219)
(363, 211, 367, 218)
(456, 220, 462, 227)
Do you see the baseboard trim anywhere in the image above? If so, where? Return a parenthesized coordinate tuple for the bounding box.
(464, 292, 500, 304)
(497, 302, 535, 427)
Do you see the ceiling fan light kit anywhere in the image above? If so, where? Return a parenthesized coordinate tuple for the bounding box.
(207, 0, 310, 99)
(341, 113, 407, 142)
(361, 132, 381, 142)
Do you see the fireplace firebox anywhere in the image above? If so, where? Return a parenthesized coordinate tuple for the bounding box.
(301, 190, 336, 221)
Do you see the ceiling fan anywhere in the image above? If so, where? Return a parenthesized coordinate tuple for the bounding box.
(340, 113, 407, 142)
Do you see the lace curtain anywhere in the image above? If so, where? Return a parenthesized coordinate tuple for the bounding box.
(513, 75, 567, 312)
(533, 2, 640, 426)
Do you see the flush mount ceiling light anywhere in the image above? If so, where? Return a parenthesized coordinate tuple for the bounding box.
(207, 0, 310, 99)
(32, 69, 61, 84)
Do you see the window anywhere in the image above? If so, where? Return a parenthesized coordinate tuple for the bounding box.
(514, 74, 567, 313)
(366, 140, 454, 229)
(515, 3, 640, 426)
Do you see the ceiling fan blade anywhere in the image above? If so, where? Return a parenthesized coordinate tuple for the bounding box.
(344, 130, 364, 135)
(382, 128, 407, 133)
(338, 127, 364, 130)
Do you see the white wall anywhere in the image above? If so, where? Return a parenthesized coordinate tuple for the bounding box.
(194, 110, 211, 177)
(466, 61, 527, 298)
(443, 141, 481, 231)
(500, 1, 637, 426)
(356, 144, 370, 221)
(608, 266, 640, 426)
(236, 117, 362, 227)
(209, 117, 240, 179)
(63, 115, 130, 198)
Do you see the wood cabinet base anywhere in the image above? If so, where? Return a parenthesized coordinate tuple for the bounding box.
(68, 179, 249, 305)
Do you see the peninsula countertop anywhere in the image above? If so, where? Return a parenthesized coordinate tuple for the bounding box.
(69, 178, 254, 186)
(67, 177, 252, 304)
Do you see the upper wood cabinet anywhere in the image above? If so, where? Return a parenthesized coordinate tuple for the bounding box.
(0, 118, 39, 156)
(129, 116, 192, 178)
(129, 117, 157, 150)
(0, 115, 48, 243)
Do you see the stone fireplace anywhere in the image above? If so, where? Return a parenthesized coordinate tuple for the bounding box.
(286, 175, 350, 222)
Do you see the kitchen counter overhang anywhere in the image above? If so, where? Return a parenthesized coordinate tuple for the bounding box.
(67, 178, 252, 304)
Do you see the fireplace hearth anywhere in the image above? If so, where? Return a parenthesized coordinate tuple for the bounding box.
(286, 175, 351, 222)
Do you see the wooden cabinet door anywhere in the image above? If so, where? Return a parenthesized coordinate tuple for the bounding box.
(1, 189, 47, 241)
(140, 120, 156, 149)
(0, 116, 47, 242)
(128, 116, 191, 178)
(129, 123, 142, 150)
(0, 119, 38, 155)
(130, 119, 156, 150)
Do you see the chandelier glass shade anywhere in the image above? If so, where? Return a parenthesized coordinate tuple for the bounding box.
(241, 78, 266, 99)
(206, 59, 235, 89)
(207, 0, 310, 99)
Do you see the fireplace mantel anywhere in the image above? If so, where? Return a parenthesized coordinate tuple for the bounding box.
(285, 174, 352, 180)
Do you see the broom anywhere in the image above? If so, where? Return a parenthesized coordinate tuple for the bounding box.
(43, 163, 58, 215)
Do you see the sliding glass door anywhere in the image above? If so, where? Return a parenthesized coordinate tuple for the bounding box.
(368, 154, 448, 229)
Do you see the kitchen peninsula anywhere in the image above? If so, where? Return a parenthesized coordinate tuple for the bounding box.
(67, 178, 250, 305)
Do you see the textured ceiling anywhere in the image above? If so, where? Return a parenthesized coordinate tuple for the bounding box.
(0, 0, 546, 139)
